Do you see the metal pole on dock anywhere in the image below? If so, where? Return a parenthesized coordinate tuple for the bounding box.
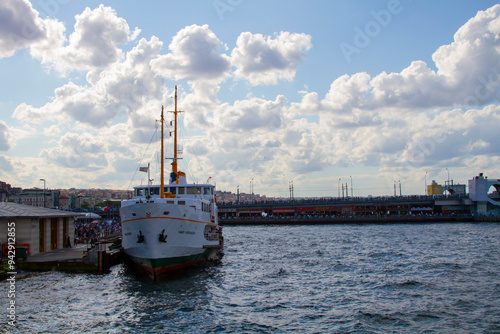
(338, 178, 340, 198)
(350, 176, 353, 197)
(98, 250, 103, 273)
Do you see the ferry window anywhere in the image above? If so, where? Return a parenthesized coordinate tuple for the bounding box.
(187, 187, 201, 195)
(151, 187, 159, 195)
(167, 201, 174, 204)
(203, 187, 211, 195)
(166, 187, 175, 194)
(178, 201, 186, 205)
(178, 187, 185, 195)
(136, 188, 145, 196)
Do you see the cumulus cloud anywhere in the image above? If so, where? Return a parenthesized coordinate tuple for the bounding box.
(0, 121, 11, 151)
(40, 132, 107, 169)
(14, 36, 165, 128)
(212, 95, 287, 133)
(290, 4, 500, 121)
(322, 72, 372, 114)
(0, 155, 13, 172)
(30, 4, 140, 73)
(282, 3, 500, 185)
(434, 6, 500, 86)
(151, 24, 231, 82)
(0, 0, 46, 58)
(231, 31, 312, 85)
(369, 5, 500, 109)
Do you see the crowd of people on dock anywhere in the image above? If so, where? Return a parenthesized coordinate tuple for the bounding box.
(74, 219, 121, 246)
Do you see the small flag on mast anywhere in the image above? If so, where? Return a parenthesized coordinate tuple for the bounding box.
(139, 166, 148, 172)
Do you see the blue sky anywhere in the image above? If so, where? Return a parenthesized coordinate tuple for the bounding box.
(1, 0, 499, 197)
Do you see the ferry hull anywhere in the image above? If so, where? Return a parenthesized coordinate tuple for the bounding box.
(126, 247, 221, 279)
(120, 202, 222, 280)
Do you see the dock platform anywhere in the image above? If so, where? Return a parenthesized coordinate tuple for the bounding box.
(16, 234, 123, 273)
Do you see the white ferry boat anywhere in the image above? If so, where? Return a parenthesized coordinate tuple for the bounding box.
(120, 86, 223, 279)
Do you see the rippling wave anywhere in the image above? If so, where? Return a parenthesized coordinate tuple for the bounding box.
(1, 223, 500, 333)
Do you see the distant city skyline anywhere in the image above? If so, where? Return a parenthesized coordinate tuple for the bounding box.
(1, 1, 499, 198)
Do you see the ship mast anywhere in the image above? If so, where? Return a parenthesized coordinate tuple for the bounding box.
(160, 106, 165, 198)
(169, 86, 183, 184)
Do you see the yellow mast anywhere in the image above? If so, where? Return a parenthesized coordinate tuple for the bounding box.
(160, 106, 165, 198)
(169, 86, 183, 184)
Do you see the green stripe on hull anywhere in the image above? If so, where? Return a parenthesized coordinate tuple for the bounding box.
(130, 248, 213, 269)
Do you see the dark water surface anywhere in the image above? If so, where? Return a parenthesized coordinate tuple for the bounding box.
(2, 223, 500, 333)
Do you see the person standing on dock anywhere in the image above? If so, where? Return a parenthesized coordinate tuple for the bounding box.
(66, 236, 71, 248)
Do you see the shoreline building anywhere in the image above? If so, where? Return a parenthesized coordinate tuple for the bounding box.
(0, 202, 83, 256)
(9, 188, 60, 208)
(427, 180, 466, 196)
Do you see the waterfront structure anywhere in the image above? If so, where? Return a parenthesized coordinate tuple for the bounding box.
(469, 173, 500, 215)
(218, 195, 469, 219)
(219, 173, 500, 219)
(0, 202, 83, 256)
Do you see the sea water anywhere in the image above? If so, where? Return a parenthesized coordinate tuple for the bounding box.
(1, 223, 500, 333)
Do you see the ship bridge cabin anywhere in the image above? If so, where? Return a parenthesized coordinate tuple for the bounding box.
(125, 184, 217, 219)
(134, 184, 215, 198)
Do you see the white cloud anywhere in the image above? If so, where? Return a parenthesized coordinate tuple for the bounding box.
(0, 121, 11, 151)
(43, 125, 61, 137)
(211, 95, 287, 133)
(151, 24, 231, 82)
(30, 4, 140, 73)
(0, 155, 13, 172)
(0, 0, 46, 58)
(369, 60, 448, 109)
(368, 4, 500, 109)
(231, 31, 312, 85)
(434, 5, 500, 86)
(39, 132, 107, 169)
(322, 73, 371, 112)
(14, 36, 165, 128)
(181, 81, 221, 129)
